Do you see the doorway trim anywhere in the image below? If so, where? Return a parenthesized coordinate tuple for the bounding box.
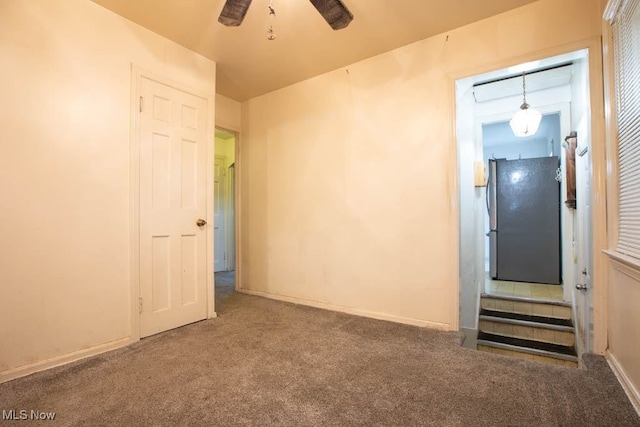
(214, 126, 242, 294)
(449, 36, 608, 353)
(214, 154, 229, 274)
(226, 162, 236, 272)
(129, 65, 216, 342)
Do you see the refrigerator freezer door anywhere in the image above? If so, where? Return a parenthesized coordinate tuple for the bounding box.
(495, 157, 561, 285)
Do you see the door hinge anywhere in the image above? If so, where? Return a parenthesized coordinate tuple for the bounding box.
(139, 96, 143, 113)
(139, 297, 143, 314)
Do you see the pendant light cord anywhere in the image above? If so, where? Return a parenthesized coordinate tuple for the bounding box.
(267, 0, 276, 40)
(521, 72, 529, 109)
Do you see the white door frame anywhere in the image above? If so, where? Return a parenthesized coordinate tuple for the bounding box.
(225, 162, 236, 272)
(575, 144, 593, 355)
(130, 65, 216, 341)
(214, 126, 242, 293)
(214, 154, 227, 273)
(451, 38, 608, 353)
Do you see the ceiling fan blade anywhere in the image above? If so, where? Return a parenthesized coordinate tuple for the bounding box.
(218, 0, 253, 26)
(309, 0, 353, 30)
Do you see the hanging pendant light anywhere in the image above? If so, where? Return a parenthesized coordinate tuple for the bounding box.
(509, 72, 542, 137)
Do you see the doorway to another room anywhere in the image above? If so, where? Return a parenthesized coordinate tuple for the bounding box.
(456, 49, 594, 366)
(214, 127, 237, 304)
(483, 115, 564, 300)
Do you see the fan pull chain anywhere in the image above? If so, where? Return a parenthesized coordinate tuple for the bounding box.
(267, 0, 276, 40)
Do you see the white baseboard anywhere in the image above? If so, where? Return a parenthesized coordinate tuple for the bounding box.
(606, 351, 640, 416)
(0, 337, 133, 384)
(238, 288, 451, 331)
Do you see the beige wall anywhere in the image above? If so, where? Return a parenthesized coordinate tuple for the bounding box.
(239, 0, 603, 329)
(0, 0, 215, 380)
(608, 260, 640, 404)
(216, 94, 241, 132)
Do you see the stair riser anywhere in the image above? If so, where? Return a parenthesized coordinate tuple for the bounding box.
(481, 298, 571, 320)
(477, 345, 578, 368)
(479, 320, 575, 346)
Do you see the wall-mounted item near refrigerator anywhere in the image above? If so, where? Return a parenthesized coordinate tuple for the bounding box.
(486, 157, 562, 285)
(563, 131, 577, 209)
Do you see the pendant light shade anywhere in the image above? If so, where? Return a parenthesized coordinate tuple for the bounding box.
(509, 72, 542, 137)
(510, 104, 542, 137)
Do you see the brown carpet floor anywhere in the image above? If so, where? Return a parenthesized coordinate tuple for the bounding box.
(1, 291, 638, 426)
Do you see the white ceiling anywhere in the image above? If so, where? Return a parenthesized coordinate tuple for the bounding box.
(467, 50, 586, 148)
(90, 0, 539, 101)
(474, 65, 569, 148)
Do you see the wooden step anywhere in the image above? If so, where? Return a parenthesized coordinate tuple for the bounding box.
(480, 293, 572, 320)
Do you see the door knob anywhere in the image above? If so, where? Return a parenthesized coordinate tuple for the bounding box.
(575, 283, 588, 291)
(196, 219, 207, 227)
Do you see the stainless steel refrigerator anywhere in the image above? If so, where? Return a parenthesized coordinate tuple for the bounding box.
(487, 157, 561, 285)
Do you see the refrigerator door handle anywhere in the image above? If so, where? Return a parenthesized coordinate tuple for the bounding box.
(488, 229, 498, 279)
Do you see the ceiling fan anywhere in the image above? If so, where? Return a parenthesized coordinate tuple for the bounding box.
(218, 0, 353, 30)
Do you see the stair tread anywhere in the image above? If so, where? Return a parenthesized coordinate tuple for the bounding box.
(479, 316, 574, 333)
(481, 293, 571, 307)
(478, 331, 577, 356)
(477, 340, 579, 363)
(480, 309, 573, 327)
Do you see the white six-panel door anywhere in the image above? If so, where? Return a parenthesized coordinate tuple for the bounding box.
(139, 76, 208, 338)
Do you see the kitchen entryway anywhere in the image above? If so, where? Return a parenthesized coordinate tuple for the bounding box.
(456, 48, 595, 364)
